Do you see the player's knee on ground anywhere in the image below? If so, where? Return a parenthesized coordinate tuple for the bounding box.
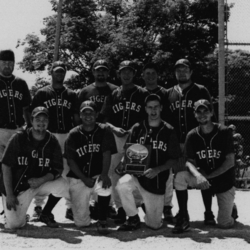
(116, 174, 133, 194)
(5, 215, 26, 230)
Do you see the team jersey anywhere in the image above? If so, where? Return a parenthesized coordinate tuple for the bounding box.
(185, 123, 235, 193)
(65, 123, 117, 179)
(144, 86, 171, 123)
(128, 120, 181, 195)
(0, 128, 63, 196)
(31, 85, 78, 133)
(78, 82, 118, 113)
(101, 85, 149, 130)
(0, 75, 31, 129)
(166, 83, 212, 143)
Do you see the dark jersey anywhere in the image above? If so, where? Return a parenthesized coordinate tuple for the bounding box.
(65, 123, 117, 179)
(185, 124, 235, 193)
(0, 128, 63, 195)
(167, 83, 212, 143)
(129, 120, 180, 195)
(101, 85, 149, 130)
(144, 86, 171, 123)
(31, 85, 78, 133)
(0, 75, 31, 128)
(78, 82, 117, 113)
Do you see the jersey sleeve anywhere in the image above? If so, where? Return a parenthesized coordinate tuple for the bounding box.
(64, 132, 78, 160)
(184, 131, 196, 160)
(100, 94, 113, 122)
(101, 128, 117, 155)
(30, 90, 44, 111)
(166, 129, 181, 159)
(1, 133, 20, 167)
(51, 138, 64, 172)
(72, 91, 79, 115)
(225, 128, 234, 155)
(21, 80, 32, 107)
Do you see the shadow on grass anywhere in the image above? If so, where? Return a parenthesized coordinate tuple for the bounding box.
(1, 219, 250, 245)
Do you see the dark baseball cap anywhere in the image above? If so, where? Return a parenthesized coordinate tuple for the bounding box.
(31, 107, 49, 118)
(0, 50, 15, 62)
(119, 60, 135, 71)
(174, 59, 191, 69)
(80, 100, 98, 113)
(93, 59, 109, 70)
(51, 61, 67, 72)
(194, 99, 212, 112)
(145, 94, 162, 105)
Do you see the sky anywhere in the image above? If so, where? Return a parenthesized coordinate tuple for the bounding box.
(0, 0, 250, 88)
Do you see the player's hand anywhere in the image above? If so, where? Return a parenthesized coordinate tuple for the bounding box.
(98, 174, 111, 189)
(112, 127, 128, 137)
(6, 194, 19, 211)
(143, 168, 160, 179)
(82, 177, 95, 188)
(28, 177, 45, 189)
(196, 175, 210, 190)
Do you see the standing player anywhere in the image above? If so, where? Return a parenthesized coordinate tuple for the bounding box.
(31, 61, 80, 226)
(101, 60, 149, 223)
(78, 59, 117, 121)
(0, 49, 31, 164)
(64, 100, 117, 234)
(173, 99, 237, 233)
(0, 107, 66, 229)
(116, 94, 180, 230)
(142, 62, 174, 222)
(166, 59, 215, 225)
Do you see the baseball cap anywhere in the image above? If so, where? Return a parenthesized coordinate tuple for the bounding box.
(80, 100, 98, 113)
(174, 59, 191, 69)
(119, 60, 135, 71)
(51, 61, 67, 72)
(0, 50, 15, 62)
(93, 59, 109, 70)
(194, 99, 212, 112)
(145, 94, 162, 105)
(31, 107, 49, 118)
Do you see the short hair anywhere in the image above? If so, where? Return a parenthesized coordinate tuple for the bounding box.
(143, 62, 158, 72)
(145, 94, 162, 105)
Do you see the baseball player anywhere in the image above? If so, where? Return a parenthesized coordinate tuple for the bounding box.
(0, 49, 31, 164)
(116, 94, 180, 230)
(142, 62, 174, 222)
(0, 107, 67, 229)
(100, 60, 149, 223)
(78, 59, 117, 120)
(64, 100, 117, 234)
(166, 59, 215, 225)
(173, 99, 237, 233)
(30, 61, 80, 225)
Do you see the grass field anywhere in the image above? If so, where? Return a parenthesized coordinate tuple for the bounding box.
(1, 189, 250, 250)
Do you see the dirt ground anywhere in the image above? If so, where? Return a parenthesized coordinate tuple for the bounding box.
(1, 189, 250, 250)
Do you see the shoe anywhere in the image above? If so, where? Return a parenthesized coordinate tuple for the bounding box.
(96, 220, 110, 235)
(172, 215, 190, 234)
(107, 205, 117, 218)
(204, 211, 216, 225)
(232, 204, 238, 221)
(118, 215, 140, 231)
(33, 206, 42, 218)
(39, 213, 59, 228)
(174, 211, 190, 224)
(89, 201, 98, 220)
(163, 206, 174, 224)
(113, 207, 126, 224)
(65, 208, 74, 221)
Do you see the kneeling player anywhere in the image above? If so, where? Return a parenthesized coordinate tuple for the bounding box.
(116, 94, 180, 230)
(0, 107, 67, 229)
(64, 101, 117, 234)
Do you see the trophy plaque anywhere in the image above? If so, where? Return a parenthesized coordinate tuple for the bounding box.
(124, 143, 151, 175)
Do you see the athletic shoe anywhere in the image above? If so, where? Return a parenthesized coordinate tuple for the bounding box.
(39, 213, 59, 228)
(204, 211, 216, 225)
(107, 205, 117, 218)
(163, 206, 174, 224)
(96, 220, 110, 235)
(33, 206, 42, 218)
(113, 207, 126, 224)
(118, 215, 140, 231)
(65, 208, 74, 221)
(231, 203, 238, 221)
(172, 215, 190, 234)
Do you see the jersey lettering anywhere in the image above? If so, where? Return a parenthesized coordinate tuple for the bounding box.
(31, 150, 51, 167)
(89, 95, 106, 103)
(76, 144, 101, 157)
(112, 102, 141, 113)
(196, 150, 221, 160)
(170, 100, 193, 112)
(138, 137, 167, 151)
(18, 156, 28, 165)
(43, 99, 72, 109)
(0, 89, 23, 100)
